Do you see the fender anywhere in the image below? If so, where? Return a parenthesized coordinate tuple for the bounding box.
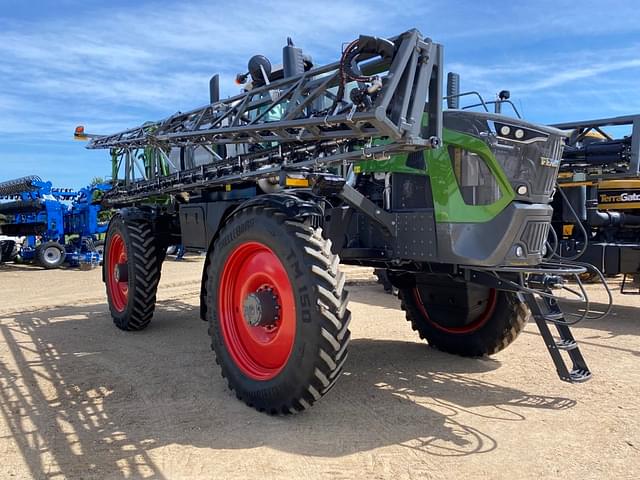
(199, 192, 324, 321)
(229, 192, 324, 220)
(117, 207, 155, 222)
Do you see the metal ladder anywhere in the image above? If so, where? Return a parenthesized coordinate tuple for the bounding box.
(523, 292, 592, 383)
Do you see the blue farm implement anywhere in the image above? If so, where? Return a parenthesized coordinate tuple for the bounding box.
(0, 175, 111, 268)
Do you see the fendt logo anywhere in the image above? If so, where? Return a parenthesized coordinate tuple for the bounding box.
(599, 191, 640, 203)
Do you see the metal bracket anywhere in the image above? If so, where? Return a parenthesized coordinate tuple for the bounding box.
(337, 184, 395, 234)
(463, 269, 521, 292)
(309, 173, 395, 234)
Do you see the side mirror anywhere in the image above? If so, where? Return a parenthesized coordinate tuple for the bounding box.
(447, 72, 460, 109)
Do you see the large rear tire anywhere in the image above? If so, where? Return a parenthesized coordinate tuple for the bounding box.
(205, 206, 351, 414)
(104, 215, 163, 331)
(399, 281, 529, 357)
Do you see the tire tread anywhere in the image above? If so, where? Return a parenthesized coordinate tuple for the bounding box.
(206, 206, 350, 414)
(106, 217, 163, 331)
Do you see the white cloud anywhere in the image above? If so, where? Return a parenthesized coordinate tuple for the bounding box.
(0, 0, 396, 141)
(446, 41, 640, 123)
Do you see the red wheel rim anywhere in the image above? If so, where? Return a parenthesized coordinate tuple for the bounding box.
(414, 287, 497, 334)
(218, 241, 296, 380)
(107, 233, 128, 312)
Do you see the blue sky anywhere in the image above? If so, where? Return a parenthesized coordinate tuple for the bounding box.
(1, 0, 639, 188)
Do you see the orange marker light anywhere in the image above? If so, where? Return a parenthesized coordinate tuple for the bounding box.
(74, 125, 87, 140)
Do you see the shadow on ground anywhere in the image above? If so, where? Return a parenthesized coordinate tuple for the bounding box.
(524, 298, 640, 359)
(0, 262, 50, 272)
(0, 292, 578, 479)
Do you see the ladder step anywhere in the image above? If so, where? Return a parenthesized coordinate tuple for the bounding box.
(542, 312, 564, 321)
(559, 368, 592, 383)
(524, 292, 592, 384)
(569, 369, 592, 383)
(556, 339, 578, 351)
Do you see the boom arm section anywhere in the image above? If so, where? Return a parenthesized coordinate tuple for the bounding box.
(82, 29, 443, 204)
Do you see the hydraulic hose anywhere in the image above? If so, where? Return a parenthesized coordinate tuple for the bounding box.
(544, 184, 613, 326)
(553, 184, 590, 261)
(331, 35, 396, 113)
(343, 35, 395, 81)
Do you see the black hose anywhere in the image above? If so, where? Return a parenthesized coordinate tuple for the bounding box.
(545, 223, 558, 260)
(344, 35, 394, 81)
(541, 183, 613, 325)
(552, 184, 590, 261)
(330, 35, 395, 114)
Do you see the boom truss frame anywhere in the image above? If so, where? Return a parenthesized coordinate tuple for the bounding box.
(83, 29, 444, 205)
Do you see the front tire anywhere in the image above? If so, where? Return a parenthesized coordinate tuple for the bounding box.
(205, 206, 351, 414)
(399, 281, 529, 357)
(104, 215, 163, 331)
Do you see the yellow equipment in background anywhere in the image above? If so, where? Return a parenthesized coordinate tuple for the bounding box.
(551, 115, 640, 292)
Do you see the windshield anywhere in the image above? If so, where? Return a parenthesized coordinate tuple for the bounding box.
(444, 111, 565, 203)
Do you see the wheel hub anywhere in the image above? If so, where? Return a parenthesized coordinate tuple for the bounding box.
(243, 287, 280, 327)
(114, 262, 128, 282)
(44, 247, 61, 263)
(218, 240, 296, 380)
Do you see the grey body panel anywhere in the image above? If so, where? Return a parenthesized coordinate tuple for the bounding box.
(435, 203, 552, 267)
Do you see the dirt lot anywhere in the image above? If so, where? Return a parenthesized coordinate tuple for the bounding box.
(0, 258, 638, 479)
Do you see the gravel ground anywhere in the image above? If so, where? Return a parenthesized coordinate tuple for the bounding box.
(0, 258, 638, 479)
